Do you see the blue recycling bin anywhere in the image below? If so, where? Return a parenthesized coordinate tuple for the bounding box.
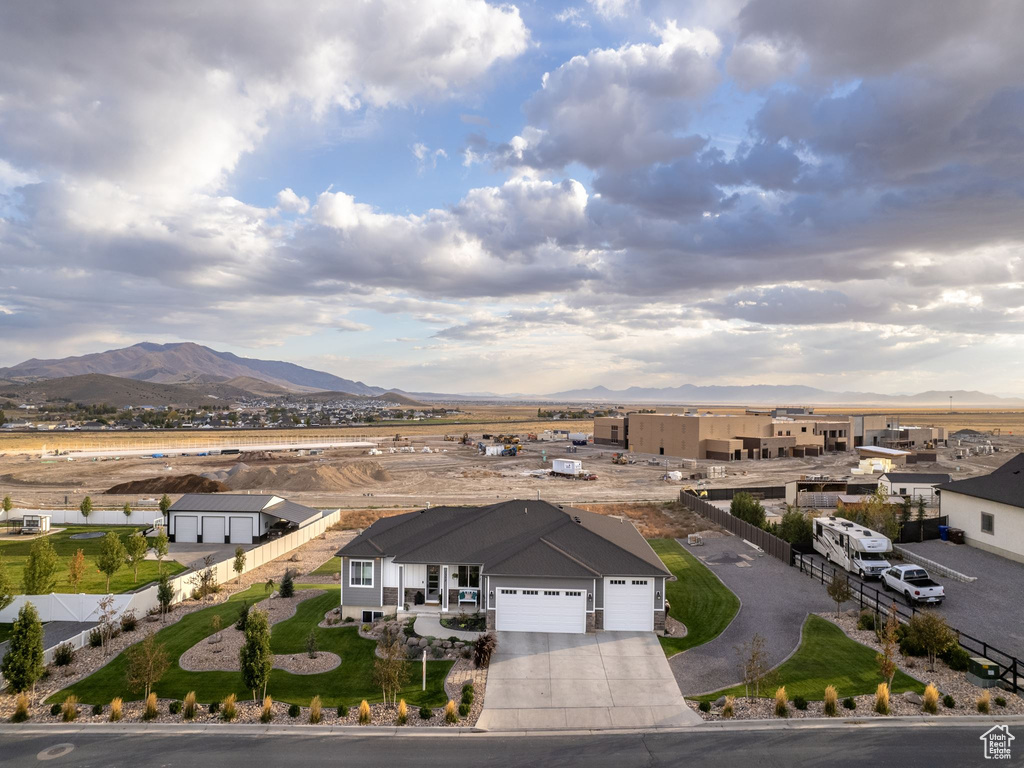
(938, 525, 950, 541)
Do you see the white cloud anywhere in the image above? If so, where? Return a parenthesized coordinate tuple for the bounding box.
(556, 7, 589, 28)
(277, 188, 310, 214)
(412, 142, 448, 170)
(586, 0, 634, 19)
(726, 37, 803, 89)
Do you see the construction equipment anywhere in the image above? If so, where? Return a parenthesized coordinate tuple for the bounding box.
(682, 486, 708, 499)
(443, 434, 456, 442)
(611, 452, 628, 465)
(460, 433, 472, 445)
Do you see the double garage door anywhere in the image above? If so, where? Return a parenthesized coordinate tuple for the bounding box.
(496, 588, 586, 634)
(173, 514, 253, 544)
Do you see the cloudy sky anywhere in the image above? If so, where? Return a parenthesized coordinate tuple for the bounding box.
(1, 1, 1023, 395)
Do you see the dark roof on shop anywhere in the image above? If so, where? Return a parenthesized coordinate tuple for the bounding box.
(936, 454, 1024, 510)
(337, 500, 670, 578)
(169, 493, 321, 526)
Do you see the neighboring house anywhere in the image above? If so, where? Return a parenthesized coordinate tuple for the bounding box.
(335, 499, 671, 633)
(167, 493, 325, 545)
(877, 472, 953, 504)
(937, 454, 1024, 564)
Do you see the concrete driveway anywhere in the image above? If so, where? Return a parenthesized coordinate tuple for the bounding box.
(475, 631, 700, 731)
(165, 542, 244, 569)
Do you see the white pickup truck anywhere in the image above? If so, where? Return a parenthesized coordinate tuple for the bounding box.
(881, 564, 945, 605)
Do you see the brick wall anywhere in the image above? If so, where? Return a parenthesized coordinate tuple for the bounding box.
(486, 609, 496, 631)
(382, 587, 398, 607)
(654, 609, 665, 632)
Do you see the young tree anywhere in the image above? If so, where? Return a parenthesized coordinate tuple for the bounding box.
(2, 495, 12, 514)
(157, 572, 174, 622)
(98, 595, 118, 656)
(876, 602, 900, 689)
(0, 602, 45, 692)
(372, 629, 411, 705)
(861, 487, 901, 541)
(124, 531, 148, 583)
(906, 612, 955, 672)
(153, 528, 169, 573)
(233, 546, 247, 583)
(279, 569, 295, 598)
(826, 570, 854, 618)
(916, 497, 927, 542)
(239, 609, 273, 703)
(730, 492, 767, 528)
(778, 507, 813, 545)
(188, 554, 218, 599)
(79, 496, 93, 520)
(125, 634, 170, 699)
(67, 548, 86, 593)
(158, 494, 172, 524)
(22, 536, 59, 594)
(0, 555, 15, 612)
(97, 532, 127, 592)
(736, 633, 771, 699)
(123, 502, 132, 518)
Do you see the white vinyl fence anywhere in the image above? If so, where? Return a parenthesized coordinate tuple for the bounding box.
(0, 509, 341, 624)
(2, 507, 165, 528)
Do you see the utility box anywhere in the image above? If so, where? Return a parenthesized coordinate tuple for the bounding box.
(552, 458, 583, 476)
(967, 656, 1000, 688)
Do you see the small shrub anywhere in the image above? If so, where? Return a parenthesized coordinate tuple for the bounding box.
(168, 700, 182, 715)
(310, 695, 322, 724)
(183, 691, 196, 720)
(823, 686, 838, 717)
(337, 704, 349, 718)
(12, 693, 31, 722)
(458, 701, 471, 717)
(208, 701, 220, 715)
(874, 683, 890, 715)
(88, 628, 103, 647)
(939, 644, 970, 672)
(120, 610, 138, 632)
(792, 695, 808, 711)
(358, 700, 371, 725)
(419, 706, 432, 720)
(474, 633, 498, 668)
(62, 696, 79, 722)
(361, 623, 371, 633)
(995, 696, 1007, 708)
(261, 696, 274, 723)
(110, 697, 123, 722)
(943, 694, 955, 709)
(842, 697, 856, 711)
(143, 692, 158, 721)
(923, 684, 939, 714)
(235, 602, 250, 632)
(431, 645, 444, 659)
(343, 616, 354, 623)
(221, 693, 237, 722)
(462, 680, 474, 694)
(857, 610, 876, 631)
(774, 687, 788, 718)
(288, 703, 301, 719)
(107, 624, 122, 640)
(698, 700, 711, 713)
(279, 569, 295, 598)
(977, 691, 991, 714)
(397, 699, 407, 725)
(444, 699, 458, 724)
(53, 642, 75, 667)
(722, 696, 735, 719)
(91, 703, 103, 716)
(461, 688, 474, 706)
(306, 630, 318, 659)
(461, 648, 472, 659)
(50, 703, 62, 717)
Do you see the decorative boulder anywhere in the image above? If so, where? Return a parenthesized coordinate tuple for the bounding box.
(714, 696, 727, 708)
(904, 691, 923, 705)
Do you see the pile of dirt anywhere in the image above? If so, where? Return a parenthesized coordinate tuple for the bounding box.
(224, 461, 392, 492)
(105, 474, 230, 495)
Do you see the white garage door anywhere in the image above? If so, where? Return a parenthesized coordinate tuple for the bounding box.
(495, 588, 586, 634)
(203, 516, 225, 544)
(229, 517, 253, 545)
(175, 515, 198, 543)
(603, 578, 654, 631)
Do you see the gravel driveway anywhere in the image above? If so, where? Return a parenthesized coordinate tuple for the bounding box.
(669, 536, 832, 696)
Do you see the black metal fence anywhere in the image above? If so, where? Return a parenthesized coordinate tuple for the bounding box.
(895, 516, 948, 544)
(794, 552, 1019, 694)
(679, 491, 792, 564)
(703, 486, 786, 501)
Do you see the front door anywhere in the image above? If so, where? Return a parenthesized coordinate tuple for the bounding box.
(427, 565, 440, 602)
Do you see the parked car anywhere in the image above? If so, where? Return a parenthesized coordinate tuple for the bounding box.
(881, 564, 945, 605)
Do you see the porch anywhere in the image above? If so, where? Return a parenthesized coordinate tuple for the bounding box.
(398, 562, 482, 612)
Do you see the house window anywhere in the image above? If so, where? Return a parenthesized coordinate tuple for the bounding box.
(566, 591, 582, 597)
(632, 580, 648, 585)
(457, 565, 480, 588)
(801, 427, 807, 433)
(609, 579, 626, 585)
(361, 610, 383, 623)
(900, 488, 907, 495)
(544, 590, 560, 596)
(981, 512, 995, 535)
(349, 559, 373, 587)
(522, 590, 538, 595)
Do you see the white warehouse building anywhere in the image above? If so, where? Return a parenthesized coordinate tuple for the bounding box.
(167, 493, 326, 545)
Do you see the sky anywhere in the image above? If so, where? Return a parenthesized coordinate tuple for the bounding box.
(1, 0, 1023, 396)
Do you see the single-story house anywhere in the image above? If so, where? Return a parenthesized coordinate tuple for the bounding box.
(167, 493, 323, 545)
(335, 499, 671, 633)
(878, 472, 953, 504)
(937, 454, 1024, 564)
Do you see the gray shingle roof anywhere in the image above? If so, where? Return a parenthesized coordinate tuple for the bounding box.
(264, 499, 322, 526)
(880, 473, 953, 484)
(337, 500, 670, 578)
(168, 493, 321, 526)
(937, 454, 1024, 510)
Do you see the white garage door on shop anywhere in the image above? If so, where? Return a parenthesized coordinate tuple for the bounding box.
(175, 515, 198, 543)
(229, 517, 253, 545)
(603, 578, 654, 631)
(203, 517, 225, 544)
(495, 587, 586, 634)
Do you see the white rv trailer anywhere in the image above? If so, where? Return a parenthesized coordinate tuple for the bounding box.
(812, 516, 892, 579)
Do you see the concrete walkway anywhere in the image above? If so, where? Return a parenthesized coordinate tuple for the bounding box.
(669, 536, 832, 696)
(412, 615, 483, 641)
(476, 631, 701, 731)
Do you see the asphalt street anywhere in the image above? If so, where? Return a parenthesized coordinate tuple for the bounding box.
(1, 722, 1018, 768)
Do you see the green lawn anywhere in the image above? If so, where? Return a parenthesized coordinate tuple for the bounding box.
(0, 623, 12, 644)
(695, 614, 925, 702)
(310, 556, 340, 576)
(50, 584, 453, 707)
(0, 525, 184, 594)
(649, 538, 740, 657)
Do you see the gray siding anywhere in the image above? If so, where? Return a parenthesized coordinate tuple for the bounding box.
(341, 556, 383, 608)
(488, 575, 595, 612)
(655, 576, 665, 610)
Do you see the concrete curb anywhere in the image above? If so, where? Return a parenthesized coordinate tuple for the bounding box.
(893, 546, 976, 583)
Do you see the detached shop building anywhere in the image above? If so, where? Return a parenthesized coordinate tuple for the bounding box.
(335, 499, 670, 633)
(167, 493, 324, 545)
